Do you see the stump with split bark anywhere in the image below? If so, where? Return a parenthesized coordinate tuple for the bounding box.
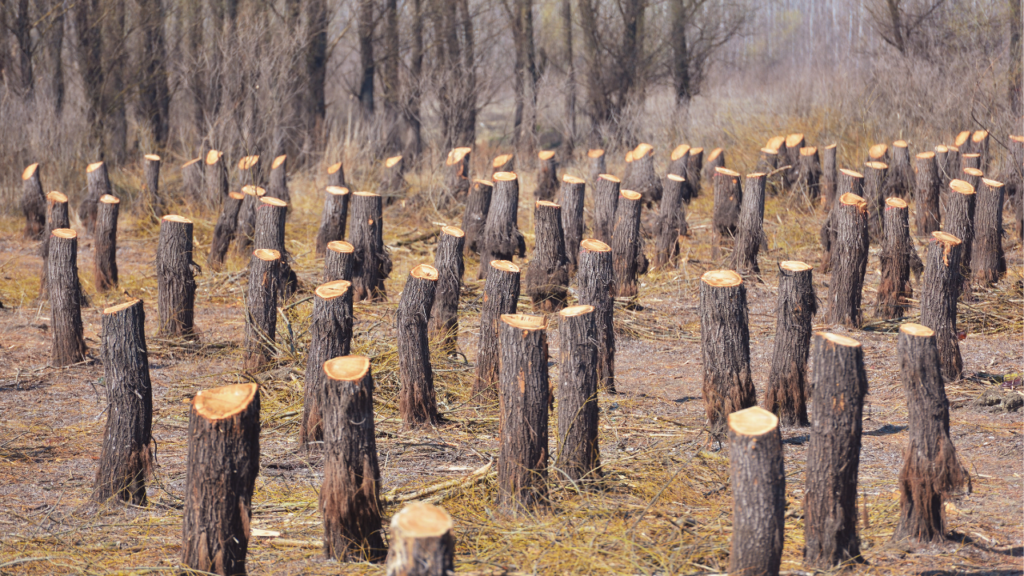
(654, 174, 690, 268)
(209, 191, 245, 270)
(40, 191, 69, 297)
(876, 198, 915, 319)
(94, 299, 153, 505)
(611, 190, 648, 298)
(885, 141, 913, 200)
(327, 161, 346, 188)
(525, 201, 570, 311)
(94, 195, 120, 291)
(825, 193, 869, 327)
(712, 167, 743, 238)
(429, 227, 465, 352)
(587, 149, 606, 184)
(625, 143, 662, 205)
(385, 503, 455, 576)
(915, 152, 941, 235)
(497, 314, 550, 514)
(237, 155, 262, 189)
(945, 179, 976, 300)
(577, 239, 615, 393)
(478, 172, 525, 279)
(204, 150, 228, 210)
(351, 192, 393, 302)
(301, 281, 353, 448)
(267, 155, 290, 205)
(820, 170, 864, 273)
(324, 241, 355, 283)
(559, 176, 586, 275)
(764, 262, 815, 427)
(320, 356, 385, 562)
(244, 249, 280, 373)
(182, 383, 260, 576)
(702, 147, 725, 184)
(555, 305, 602, 483)
(783, 133, 806, 191)
(381, 155, 406, 203)
(699, 270, 756, 439)
(920, 232, 964, 380)
(728, 406, 785, 576)
(399, 265, 440, 428)
(49, 229, 87, 366)
(863, 161, 888, 242)
(492, 153, 515, 175)
(22, 163, 46, 239)
(235, 185, 266, 256)
(972, 178, 1005, 286)
(686, 147, 704, 197)
(462, 180, 493, 255)
(821, 144, 838, 209)
(254, 197, 298, 299)
(593, 174, 621, 244)
(535, 150, 559, 201)
(157, 216, 198, 338)
(182, 157, 204, 203)
(803, 332, 867, 570)
(81, 161, 112, 234)
(472, 260, 520, 400)
(445, 147, 472, 201)
(731, 173, 766, 276)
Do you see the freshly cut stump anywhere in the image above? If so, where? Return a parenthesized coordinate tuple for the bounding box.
(686, 147, 704, 197)
(384, 502, 455, 576)
(327, 161, 346, 188)
(534, 150, 559, 201)
(181, 157, 205, 202)
(961, 166, 982, 191)
(237, 154, 262, 190)
(783, 133, 806, 191)
(244, 249, 280, 373)
(920, 232, 964, 380)
(970, 129, 990, 171)
(472, 261, 520, 400)
(209, 191, 245, 270)
(398, 265, 440, 428)
(825, 193, 869, 327)
(593, 174, 621, 245)
(797, 146, 822, 203)
(204, 150, 228, 210)
(915, 151, 941, 235)
(821, 144, 838, 209)
(764, 262, 815, 427)
(668, 144, 691, 181)
(863, 161, 888, 242)
(868, 142, 889, 163)
(49, 229, 87, 366)
(972, 178, 1006, 286)
(624, 143, 662, 205)
(654, 174, 690, 268)
(462, 179, 493, 255)
(478, 172, 525, 279)
(731, 173, 766, 276)
(254, 196, 298, 299)
(702, 147, 725, 184)
(555, 305, 602, 483)
(301, 281, 353, 448)
(525, 201, 570, 311)
(351, 192, 393, 302)
(381, 155, 405, 203)
(324, 241, 355, 282)
(142, 154, 164, 216)
(40, 191, 69, 298)
(712, 167, 742, 238)
(492, 153, 515, 175)
(577, 239, 616, 393)
(80, 161, 111, 234)
(611, 190, 648, 298)
(315, 186, 350, 257)
(699, 270, 756, 439)
(820, 169, 864, 273)
(157, 216, 197, 338)
(21, 163, 46, 239)
(267, 154, 290, 204)
(235, 185, 266, 256)
(875, 198, 915, 319)
(885, 140, 914, 200)
(587, 149, 606, 184)
(945, 179, 976, 300)
(94, 195, 120, 291)
(559, 176, 586, 275)
(445, 147, 472, 202)
(428, 227, 466, 352)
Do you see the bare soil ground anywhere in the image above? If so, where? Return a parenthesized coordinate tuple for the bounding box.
(0, 178, 1021, 575)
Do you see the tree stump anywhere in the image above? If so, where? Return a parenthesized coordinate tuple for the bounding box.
(301, 280, 353, 448)
(883, 140, 913, 200)
(385, 502, 455, 576)
(182, 157, 205, 204)
(478, 172, 525, 280)
(267, 154, 290, 205)
(961, 166, 982, 192)
(40, 191, 70, 298)
(862, 161, 888, 242)
(351, 191, 393, 302)
(972, 178, 1006, 286)
(699, 270, 756, 439)
(94, 299, 152, 505)
(381, 155, 406, 203)
(204, 150, 228, 210)
(797, 146, 822, 204)
(254, 197, 298, 299)
(941, 146, 961, 193)
(525, 201, 570, 311)
(492, 153, 515, 175)
(765, 135, 786, 154)
(497, 314, 550, 514)
(237, 155, 262, 190)
(327, 161, 346, 188)
(472, 260, 520, 401)
(22, 163, 46, 239)
(920, 232, 964, 380)
(235, 185, 266, 256)
(970, 129, 990, 171)
(623, 149, 634, 185)
(954, 130, 971, 151)
(625, 143, 662, 205)
(803, 332, 867, 570)
(587, 149, 606, 184)
(712, 167, 742, 238)
(49, 229, 87, 366)
(80, 161, 112, 234)
(577, 239, 615, 393)
(320, 356, 385, 562)
(945, 179, 976, 300)
(209, 191, 245, 270)
(914, 151, 941, 235)
(611, 190, 648, 298)
(961, 153, 981, 174)
(181, 383, 260, 576)
(668, 144, 691, 179)
(764, 261, 815, 427)
(244, 249, 281, 373)
(686, 147, 704, 197)
(324, 240, 355, 282)
(875, 198, 915, 319)
(593, 174, 621, 245)
(445, 147, 472, 202)
(825, 193, 869, 327)
(157, 216, 197, 338)
(756, 146, 778, 174)
(934, 145, 950, 190)
(428, 227, 465, 352)
(783, 133, 805, 191)
(731, 173, 766, 276)
(534, 150, 559, 201)
(727, 406, 785, 576)
(702, 147, 725, 184)
(559, 176, 586, 275)
(462, 179, 493, 256)
(399, 265, 440, 428)
(654, 174, 689, 269)
(555, 304, 601, 483)
(820, 169, 864, 274)
(94, 194, 120, 291)
(868, 142, 889, 164)
(821, 144, 838, 209)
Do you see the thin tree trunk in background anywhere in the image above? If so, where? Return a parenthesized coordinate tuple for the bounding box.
(563, 0, 576, 155)
(136, 0, 170, 146)
(103, 0, 127, 161)
(405, 0, 424, 158)
(671, 0, 691, 106)
(457, 0, 477, 148)
(357, 0, 375, 118)
(74, 0, 105, 154)
(44, 0, 65, 114)
(578, 0, 609, 143)
(1011, 0, 1022, 116)
(306, 0, 328, 138)
(14, 0, 33, 99)
(382, 0, 401, 151)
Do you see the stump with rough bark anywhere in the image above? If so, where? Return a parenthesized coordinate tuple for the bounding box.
(381, 155, 406, 204)
(94, 299, 153, 505)
(611, 190, 648, 298)
(327, 161, 346, 188)
(972, 178, 1006, 286)
(40, 191, 69, 297)
(623, 149, 634, 184)
(702, 147, 725, 184)
(934, 145, 950, 189)
(478, 172, 525, 279)
(764, 262, 815, 427)
(587, 149, 606, 184)
(301, 280, 353, 448)
(472, 260, 520, 400)
(181, 383, 260, 576)
(429, 227, 465, 352)
(825, 193, 869, 327)
(868, 142, 889, 164)
(445, 147, 472, 202)
(351, 192, 393, 302)
(942, 146, 961, 192)
(945, 179, 976, 300)
(385, 502, 455, 576)
(94, 195, 120, 291)
(686, 147, 704, 197)
(593, 174, 621, 245)
(577, 239, 615, 394)
(803, 332, 867, 570)
(324, 241, 355, 282)
(492, 153, 515, 175)
(182, 157, 204, 203)
(625, 143, 662, 206)
(235, 185, 266, 256)
(797, 146, 822, 204)
(497, 314, 550, 514)
(49, 229, 87, 366)
(81, 161, 112, 234)
(820, 169, 864, 274)
(237, 155, 262, 189)
(254, 197, 298, 299)
(821, 144, 838, 209)
(915, 151, 941, 235)
(267, 154, 290, 205)
(559, 176, 586, 275)
(204, 150, 228, 210)
(209, 191, 245, 270)
(668, 144, 691, 179)
(157, 216, 197, 338)
(555, 305, 602, 483)
(875, 198, 915, 319)
(920, 232, 964, 380)
(525, 201, 570, 311)
(961, 166, 982, 192)
(462, 179, 493, 256)
(961, 153, 981, 174)
(399, 265, 440, 428)
(970, 129, 990, 171)
(884, 140, 914, 200)
(783, 133, 806, 191)
(22, 163, 46, 239)
(712, 167, 743, 238)
(244, 249, 280, 373)
(731, 173, 766, 276)
(535, 150, 559, 201)
(699, 270, 756, 439)
(863, 161, 888, 242)
(654, 174, 689, 269)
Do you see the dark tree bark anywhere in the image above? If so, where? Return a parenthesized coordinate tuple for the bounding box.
(385, 502, 455, 576)
(140, 154, 164, 216)
(327, 161, 346, 188)
(712, 167, 743, 238)
(941, 146, 961, 194)
(136, 0, 170, 145)
(797, 146, 822, 204)
(445, 147, 473, 202)
(593, 174, 621, 245)
(893, 323, 971, 544)
(945, 179, 976, 300)
(525, 201, 570, 311)
(559, 176, 586, 276)
(381, 155, 406, 203)
(764, 261, 815, 427)
(356, 0, 376, 116)
(825, 193, 869, 327)
(702, 147, 725, 184)
(999, 136, 1022, 218)
(577, 239, 615, 394)
(237, 155, 262, 190)
(324, 241, 355, 283)
(49, 229, 87, 366)
(863, 161, 888, 243)
(22, 163, 46, 239)
(934, 145, 950, 191)
(587, 149, 606, 184)
(244, 249, 280, 373)
(472, 260, 520, 400)
(209, 191, 245, 270)
(803, 332, 867, 570)
(351, 192, 393, 302)
(301, 280, 354, 448)
(497, 314, 549, 514)
(478, 172, 525, 279)
(885, 140, 913, 200)
(821, 144, 838, 210)
(555, 305, 601, 483)
(492, 153, 515, 175)
(315, 186, 350, 258)
(267, 155, 290, 205)
(182, 157, 205, 204)
(40, 191, 69, 298)
(94, 299, 152, 505)
(783, 133, 806, 191)
(462, 179, 493, 256)
(181, 383, 260, 576)
(728, 406, 785, 576)
(235, 186, 266, 256)
(157, 216, 197, 338)
(699, 270, 756, 439)
(80, 161, 112, 234)
(686, 147, 704, 198)
(920, 232, 964, 381)
(820, 169, 864, 274)
(654, 174, 690, 269)
(94, 195, 120, 291)
(611, 190, 647, 298)
(399, 265, 440, 428)
(730, 173, 766, 276)
(972, 178, 1006, 286)
(915, 151, 941, 235)
(875, 198, 915, 319)
(428, 227, 465, 352)
(624, 144, 663, 206)
(254, 197, 297, 299)
(535, 151, 559, 201)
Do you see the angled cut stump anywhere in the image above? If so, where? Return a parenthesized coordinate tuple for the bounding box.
(559, 176, 586, 276)
(327, 161, 346, 188)
(315, 186, 350, 257)
(702, 147, 725, 184)
(731, 173, 766, 276)
(961, 166, 982, 192)
(969, 129, 989, 171)
(445, 147, 472, 202)
(625, 143, 662, 205)
(587, 149, 606, 185)
(351, 191, 393, 302)
(577, 239, 616, 394)
(40, 191, 70, 298)
(862, 160, 888, 242)
(825, 193, 869, 327)
(49, 229, 87, 366)
(428, 227, 465, 352)
(398, 264, 440, 429)
(244, 249, 281, 373)
(94, 194, 120, 291)
(611, 190, 648, 298)
(492, 152, 515, 175)
(668, 144, 691, 182)
(525, 201, 570, 312)
(157, 215, 198, 338)
(80, 161, 112, 234)
(237, 154, 262, 190)
(385, 502, 455, 576)
(783, 133, 805, 191)
(204, 150, 228, 211)
(920, 231, 964, 380)
(875, 198, 915, 319)
(699, 270, 756, 439)
(654, 174, 690, 269)
(181, 157, 205, 203)
(885, 140, 914, 199)
(462, 179, 493, 256)
(235, 185, 266, 256)
(797, 146, 822, 204)
(914, 151, 941, 235)
(254, 196, 298, 299)
(971, 178, 1006, 286)
(478, 172, 525, 279)
(324, 240, 355, 283)
(267, 154, 290, 205)
(21, 163, 46, 239)
(764, 261, 815, 427)
(593, 174, 621, 245)
(381, 155, 406, 204)
(555, 305, 602, 483)
(820, 169, 863, 274)
(472, 260, 520, 401)
(209, 191, 245, 270)
(868, 142, 889, 164)
(301, 280, 353, 448)
(712, 167, 742, 239)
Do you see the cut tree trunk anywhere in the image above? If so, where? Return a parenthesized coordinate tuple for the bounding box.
(942, 147, 961, 194)
(181, 383, 260, 576)
(686, 147, 704, 198)
(478, 172, 525, 280)
(324, 241, 355, 282)
(157, 216, 197, 338)
(875, 198, 915, 319)
(244, 249, 281, 373)
(559, 176, 586, 275)
(320, 357, 384, 562)
(471, 260, 520, 401)
(429, 227, 465, 352)
(821, 144, 838, 209)
(624, 143, 663, 206)
(702, 147, 725, 184)
(254, 197, 298, 299)
(40, 191, 70, 298)
(803, 332, 867, 570)
(819, 169, 864, 274)
(535, 150, 559, 201)
(970, 129, 990, 171)
(868, 142, 889, 164)
(863, 161, 888, 243)
(381, 155, 406, 204)
(398, 265, 440, 429)
(593, 174, 621, 245)
(492, 153, 515, 175)
(204, 150, 228, 210)
(497, 314, 549, 515)
(954, 130, 971, 150)
(699, 270, 756, 439)
(555, 304, 601, 483)
(934, 145, 950, 191)
(208, 191, 245, 270)
(920, 232, 964, 380)
(327, 161, 346, 188)
(730, 173, 766, 276)
(759, 147, 784, 197)
(577, 239, 615, 394)
(961, 153, 981, 173)
(182, 157, 205, 204)
(915, 152, 941, 235)
(587, 149, 606, 185)
(945, 179, 976, 300)
(445, 147, 472, 202)
(885, 140, 913, 200)
(654, 174, 690, 269)
(351, 192, 393, 302)
(798, 146, 822, 204)
(783, 133, 806, 191)
(611, 190, 648, 298)
(300, 280, 353, 448)
(894, 323, 971, 543)
(49, 229, 87, 366)
(385, 502, 455, 576)
(462, 179, 493, 255)
(235, 185, 266, 256)
(668, 144, 691, 179)
(825, 193, 869, 327)
(712, 167, 743, 238)
(623, 150, 634, 185)
(764, 261, 815, 427)
(972, 178, 1006, 286)
(525, 201, 570, 311)
(961, 167, 982, 191)
(727, 406, 785, 576)
(267, 154, 290, 205)
(21, 163, 46, 239)
(80, 161, 112, 234)
(94, 195, 120, 291)
(94, 299, 152, 505)
(237, 155, 262, 190)
(315, 187, 350, 258)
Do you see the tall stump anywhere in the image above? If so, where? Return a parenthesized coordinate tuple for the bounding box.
(611, 190, 647, 298)
(237, 155, 262, 190)
(820, 169, 864, 273)
(797, 146, 822, 204)
(914, 151, 941, 235)
(301, 280, 353, 448)
(764, 262, 815, 427)
(699, 270, 756, 438)
(825, 193, 869, 327)
(875, 198, 915, 319)
(945, 179, 976, 300)
(587, 149, 606, 184)
(21, 163, 46, 239)
(712, 167, 743, 238)
(80, 161, 111, 234)
(821, 144, 838, 209)
(577, 239, 615, 394)
(972, 178, 1006, 286)
(559, 176, 586, 275)
(351, 191, 393, 302)
(783, 133, 806, 191)
(625, 143, 662, 205)
(49, 229, 87, 366)
(94, 194, 120, 291)
(535, 150, 559, 201)
(324, 240, 355, 282)
(267, 154, 290, 204)
(492, 153, 515, 175)
(686, 147, 704, 197)
(244, 249, 281, 373)
(731, 173, 766, 276)
(209, 191, 245, 270)
(462, 179, 493, 255)
(381, 155, 406, 203)
(668, 144, 691, 181)
(525, 201, 570, 311)
(398, 265, 440, 428)
(235, 185, 266, 256)
(157, 216, 198, 338)
(555, 305, 601, 483)
(254, 196, 297, 299)
(702, 147, 725, 184)
(327, 161, 346, 188)
(478, 172, 525, 279)
(593, 174, 621, 245)
(315, 186, 350, 257)
(920, 232, 964, 380)
(885, 140, 914, 199)
(472, 260, 520, 400)
(428, 227, 465, 352)
(40, 191, 70, 298)
(204, 150, 228, 210)
(385, 503, 455, 576)
(182, 157, 205, 203)
(863, 161, 888, 242)
(654, 174, 690, 269)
